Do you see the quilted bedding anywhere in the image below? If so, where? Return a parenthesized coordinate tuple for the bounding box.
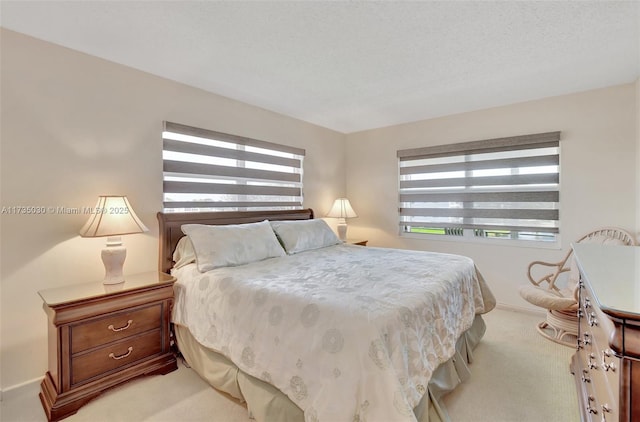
(172, 244, 495, 422)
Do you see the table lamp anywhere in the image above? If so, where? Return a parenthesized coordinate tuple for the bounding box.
(79, 195, 148, 284)
(326, 198, 357, 241)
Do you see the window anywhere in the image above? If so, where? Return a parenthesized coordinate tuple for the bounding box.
(162, 121, 304, 212)
(398, 132, 560, 242)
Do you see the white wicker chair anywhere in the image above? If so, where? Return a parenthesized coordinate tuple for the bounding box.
(519, 228, 636, 347)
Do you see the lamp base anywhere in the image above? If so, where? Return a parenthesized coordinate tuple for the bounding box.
(101, 241, 126, 285)
(337, 221, 348, 241)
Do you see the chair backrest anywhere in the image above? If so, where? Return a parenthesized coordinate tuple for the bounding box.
(577, 228, 635, 246)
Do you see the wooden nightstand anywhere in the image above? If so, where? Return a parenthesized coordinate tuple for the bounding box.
(38, 271, 177, 422)
(347, 239, 368, 246)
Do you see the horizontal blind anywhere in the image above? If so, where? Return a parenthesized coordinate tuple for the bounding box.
(398, 132, 560, 238)
(163, 121, 305, 212)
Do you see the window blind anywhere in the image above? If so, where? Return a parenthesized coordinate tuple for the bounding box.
(163, 121, 304, 212)
(398, 132, 560, 241)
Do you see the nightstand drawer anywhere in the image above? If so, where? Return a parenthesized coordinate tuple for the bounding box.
(71, 330, 162, 385)
(71, 304, 162, 353)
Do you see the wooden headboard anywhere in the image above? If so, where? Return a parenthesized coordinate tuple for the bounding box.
(157, 208, 314, 274)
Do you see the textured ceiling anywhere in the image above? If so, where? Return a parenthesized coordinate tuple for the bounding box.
(1, 1, 639, 133)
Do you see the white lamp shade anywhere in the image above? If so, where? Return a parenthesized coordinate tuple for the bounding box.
(80, 196, 147, 284)
(326, 198, 358, 219)
(79, 196, 148, 237)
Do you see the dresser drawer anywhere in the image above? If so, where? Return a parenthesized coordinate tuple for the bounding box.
(71, 330, 162, 385)
(71, 304, 162, 353)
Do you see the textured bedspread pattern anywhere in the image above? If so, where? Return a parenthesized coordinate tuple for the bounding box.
(172, 244, 495, 422)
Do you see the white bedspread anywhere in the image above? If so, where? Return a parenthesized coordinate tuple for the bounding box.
(172, 244, 495, 422)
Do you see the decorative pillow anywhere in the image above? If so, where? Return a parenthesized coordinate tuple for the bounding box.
(173, 236, 196, 269)
(181, 220, 285, 272)
(270, 219, 341, 255)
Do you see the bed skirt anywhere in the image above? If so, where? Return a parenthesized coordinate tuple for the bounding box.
(174, 314, 486, 422)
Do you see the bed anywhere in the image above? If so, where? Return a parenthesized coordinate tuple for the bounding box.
(158, 209, 496, 422)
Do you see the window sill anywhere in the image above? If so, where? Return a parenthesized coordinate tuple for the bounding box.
(400, 232, 561, 250)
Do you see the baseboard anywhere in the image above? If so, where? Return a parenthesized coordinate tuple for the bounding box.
(496, 302, 545, 317)
(1, 376, 43, 402)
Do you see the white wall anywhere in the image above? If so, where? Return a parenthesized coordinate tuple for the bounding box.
(0, 29, 345, 390)
(345, 84, 638, 311)
(637, 78, 640, 240)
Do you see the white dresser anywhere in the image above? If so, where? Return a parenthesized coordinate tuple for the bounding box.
(572, 244, 640, 421)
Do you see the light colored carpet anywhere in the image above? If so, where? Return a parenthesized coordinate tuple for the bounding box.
(444, 309, 578, 422)
(1, 308, 578, 422)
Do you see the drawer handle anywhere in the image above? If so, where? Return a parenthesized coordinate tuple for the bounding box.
(585, 395, 597, 414)
(108, 347, 133, 360)
(578, 334, 590, 349)
(108, 320, 133, 332)
(602, 350, 616, 372)
(588, 353, 597, 369)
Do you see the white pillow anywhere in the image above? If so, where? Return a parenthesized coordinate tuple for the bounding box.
(172, 236, 196, 269)
(270, 219, 341, 255)
(181, 220, 285, 272)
